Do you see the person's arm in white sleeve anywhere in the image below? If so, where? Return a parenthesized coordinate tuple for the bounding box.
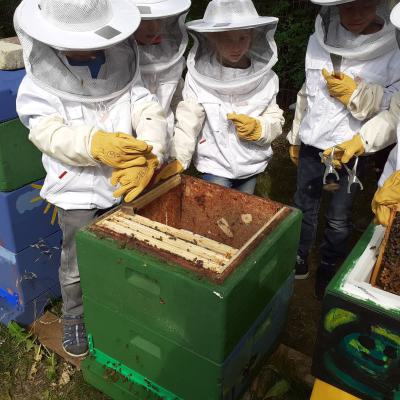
(131, 78, 168, 164)
(348, 79, 400, 121)
(17, 78, 98, 166)
(170, 78, 205, 169)
(359, 91, 400, 153)
(171, 100, 205, 169)
(254, 98, 284, 146)
(30, 115, 98, 166)
(287, 83, 307, 145)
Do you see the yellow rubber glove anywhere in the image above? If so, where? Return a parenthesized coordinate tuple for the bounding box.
(322, 68, 357, 107)
(91, 131, 152, 168)
(289, 145, 300, 167)
(322, 134, 365, 168)
(153, 160, 184, 185)
(227, 113, 262, 142)
(372, 170, 400, 227)
(111, 154, 159, 203)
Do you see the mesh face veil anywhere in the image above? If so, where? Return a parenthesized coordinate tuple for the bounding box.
(14, 0, 140, 102)
(137, 13, 189, 74)
(186, 0, 278, 93)
(313, 0, 399, 60)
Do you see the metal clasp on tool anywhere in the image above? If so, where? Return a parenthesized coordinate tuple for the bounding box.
(320, 148, 339, 185)
(343, 157, 364, 194)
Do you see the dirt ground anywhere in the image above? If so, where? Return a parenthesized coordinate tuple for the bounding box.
(0, 131, 380, 400)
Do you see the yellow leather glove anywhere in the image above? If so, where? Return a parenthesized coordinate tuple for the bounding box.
(289, 145, 300, 167)
(227, 113, 262, 142)
(322, 134, 365, 168)
(111, 154, 159, 203)
(153, 159, 184, 185)
(91, 131, 152, 168)
(322, 68, 357, 107)
(372, 170, 400, 227)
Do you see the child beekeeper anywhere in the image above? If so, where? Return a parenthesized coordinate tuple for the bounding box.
(14, 0, 167, 357)
(325, 3, 400, 228)
(133, 0, 191, 149)
(156, 0, 284, 194)
(287, 0, 400, 298)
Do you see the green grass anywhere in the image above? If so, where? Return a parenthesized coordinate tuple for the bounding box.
(0, 320, 311, 400)
(0, 322, 108, 400)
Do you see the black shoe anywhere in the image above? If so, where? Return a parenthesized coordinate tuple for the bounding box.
(295, 255, 310, 280)
(314, 262, 336, 300)
(62, 314, 89, 357)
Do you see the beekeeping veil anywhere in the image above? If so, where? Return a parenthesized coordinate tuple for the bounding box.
(185, 0, 278, 93)
(14, 0, 142, 103)
(312, 0, 398, 61)
(135, 0, 190, 74)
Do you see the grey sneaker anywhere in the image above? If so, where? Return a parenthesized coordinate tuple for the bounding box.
(62, 315, 89, 357)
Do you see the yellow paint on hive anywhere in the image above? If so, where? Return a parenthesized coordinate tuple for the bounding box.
(30, 183, 42, 190)
(30, 183, 58, 225)
(30, 196, 43, 203)
(311, 379, 360, 400)
(372, 326, 400, 345)
(324, 308, 358, 333)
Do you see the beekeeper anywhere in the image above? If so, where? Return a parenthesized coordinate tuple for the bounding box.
(330, 2, 400, 226)
(14, 0, 167, 357)
(133, 0, 190, 149)
(157, 0, 284, 194)
(287, 0, 400, 297)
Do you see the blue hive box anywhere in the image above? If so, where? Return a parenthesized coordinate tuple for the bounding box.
(0, 230, 61, 326)
(0, 230, 62, 304)
(0, 69, 25, 123)
(0, 180, 59, 253)
(0, 285, 61, 326)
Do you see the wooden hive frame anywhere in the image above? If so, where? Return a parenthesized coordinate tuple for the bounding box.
(92, 176, 291, 279)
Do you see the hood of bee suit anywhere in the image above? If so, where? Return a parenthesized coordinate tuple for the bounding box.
(135, 0, 191, 74)
(312, 0, 398, 61)
(185, 0, 279, 95)
(14, 0, 141, 102)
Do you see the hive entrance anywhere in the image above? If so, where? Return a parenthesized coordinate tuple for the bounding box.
(92, 176, 290, 282)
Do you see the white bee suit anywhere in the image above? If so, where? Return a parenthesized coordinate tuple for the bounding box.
(139, 42, 185, 138)
(356, 92, 400, 186)
(288, 0, 400, 149)
(172, 0, 284, 178)
(378, 2, 400, 186)
(135, 0, 191, 148)
(380, 132, 400, 186)
(14, 2, 167, 210)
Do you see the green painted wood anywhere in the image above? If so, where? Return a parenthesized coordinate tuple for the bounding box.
(313, 223, 400, 400)
(82, 355, 162, 400)
(327, 224, 400, 319)
(84, 296, 222, 400)
(0, 119, 45, 191)
(87, 334, 182, 400)
(77, 208, 301, 363)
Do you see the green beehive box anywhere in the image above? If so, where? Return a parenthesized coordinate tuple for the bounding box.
(312, 224, 400, 400)
(82, 355, 162, 400)
(0, 118, 45, 191)
(77, 176, 301, 365)
(83, 273, 294, 400)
